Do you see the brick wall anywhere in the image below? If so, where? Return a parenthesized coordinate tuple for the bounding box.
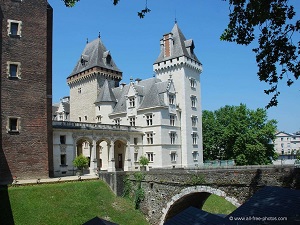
(0, 0, 53, 182)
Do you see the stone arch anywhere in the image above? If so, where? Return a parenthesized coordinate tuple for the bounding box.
(159, 186, 240, 225)
(114, 138, 127, 171)
(75, 137, 93, 157)
(96, 137, 112, 171)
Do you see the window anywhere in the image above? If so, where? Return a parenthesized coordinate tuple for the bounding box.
(79, 117, 81, 122)
(170, 114, 175, 126)
(146, 132, 153, 144)
(190, 78, 196, 88)
(134, 153, 138, 162)
(134, 138, 138, 145)
(60, 154, 66, 165)
(169, 94, 175, 105)
(146, 114, 153, 126)
(84, 116, 87, 121)
(60, 135, 66, 144)
(7, 62, 21, 78)
(129, 97, 135, 108)
(281, 143, 284, 148)
(281, 138, 283, 141)
(191, 116, 197, 127)
(191, 96, 196, 108)
(171, 152, 176, 162)
(8, 117, 19, 133)
(147, 153, 154, 162)
(170, 132, 176, 144)
(96, 115, 101, 123)
(192, 151, 198, 161)
(78, 88, 81, 94)
(129, 117, 135, 126)
(192, 132, 198, 145)
(8, 19, 22, 37)
(115, 118, 120, 126)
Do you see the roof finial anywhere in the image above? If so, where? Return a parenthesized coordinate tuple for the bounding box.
(86, 38, 89, 44)
(175, 10, 177, 24)
(98, 32, 101, 38)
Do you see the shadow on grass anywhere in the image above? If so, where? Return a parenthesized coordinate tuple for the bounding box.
(0, 185, 14, 225)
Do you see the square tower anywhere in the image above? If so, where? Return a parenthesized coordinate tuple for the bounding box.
(0, 0, 53, 182)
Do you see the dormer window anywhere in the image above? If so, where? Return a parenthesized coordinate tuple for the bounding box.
(129, 97, 135, 108)
(169, 94, 175, 105)
(106, 54, 111, 65)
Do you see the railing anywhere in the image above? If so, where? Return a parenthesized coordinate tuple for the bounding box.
(52, 120, 141, 132)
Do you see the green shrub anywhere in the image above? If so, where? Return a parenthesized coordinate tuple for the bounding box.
(73, 154, 89, 174)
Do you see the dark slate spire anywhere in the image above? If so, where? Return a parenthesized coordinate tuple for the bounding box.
(95, 79, 117, 103)
(154, 23, 200, 64)
(69, 37, 121, 78)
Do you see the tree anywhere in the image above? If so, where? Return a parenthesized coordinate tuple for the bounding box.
(73, 154, 89, 174)
(202, 104, 277, 165)
(62, 0, 299, 108)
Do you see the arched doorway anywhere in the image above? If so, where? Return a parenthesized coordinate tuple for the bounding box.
(160, 186, 240, 225)
(96, 139, 110, 171)
(114, 140, 126, 171)
(76, 138, 92, 173)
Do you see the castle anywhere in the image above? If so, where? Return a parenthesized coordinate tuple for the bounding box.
(1, 0, 203, 181)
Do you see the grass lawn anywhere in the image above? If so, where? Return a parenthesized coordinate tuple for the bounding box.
(202, 194, 237, 215)
(2, 180, 149, 225)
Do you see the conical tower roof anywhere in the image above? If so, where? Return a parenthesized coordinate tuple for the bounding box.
(154, 23, 200, 64)
(68, 37, 121, 78)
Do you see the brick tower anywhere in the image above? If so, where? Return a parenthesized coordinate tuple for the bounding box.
(0, 0, 53, 183)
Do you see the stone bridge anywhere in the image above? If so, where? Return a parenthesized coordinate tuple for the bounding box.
(99, 165, 300, 225)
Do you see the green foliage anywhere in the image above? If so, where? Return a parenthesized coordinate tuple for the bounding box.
(188, 174, 206, 185)
(221, 0, 300, 108)
(5, 181, 149, 225)
(73, 154, 89, 171)
(203, 104, 277, 165)
(139, 156, 149, 166)
(133, 172, 145, 209)
(202, 194, 237, 215)
(122, 175, 132, 198)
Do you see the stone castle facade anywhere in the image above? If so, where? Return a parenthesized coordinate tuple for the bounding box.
(52, 23, 204, 176)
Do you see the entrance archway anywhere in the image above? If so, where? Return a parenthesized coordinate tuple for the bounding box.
(75, 138, 93, 173)
(160, 186, 240, 225)
(96, 139, 110, 171)
(114, 140, 126, 171)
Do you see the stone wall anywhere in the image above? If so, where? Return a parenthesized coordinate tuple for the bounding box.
(0, 0, 53, 183)
(100, 166, 300, 225)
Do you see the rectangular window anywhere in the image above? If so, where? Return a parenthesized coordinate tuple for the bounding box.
(147, 153, 154, 162)
(170, 114, 175, 126)
(79, 117, 81, 122)
(60, 135, 66, 144)
(190, 78, 196, 88)
(169, 94, 175, 105)
(192, 132, 198, 145)
(134, 138, 138, 145)
(115, 118, 120, 126)
(134, 153, 138, 162)
(8, 20, 22, 37)
(61, 154, 66, 165)
(96, 115, 101, 123)
(78, 88, 82, 94)
(84, 116, 87, 121)
(129, 97, 135, 107)
(146, 114, 153, 126)
(193, 151, 198, 161)
(191, 116, 197, 127)
(170, 132, 176, 144)
(7, 62, 21, 78)
(8, 117, 19, 132)
(191, 96, 196, 108)
(129, 117, 135, 126)
(146, 132, 153, 144)
(171, 152, 176, 162)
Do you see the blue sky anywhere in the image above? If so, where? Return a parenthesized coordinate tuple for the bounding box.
(48, 0, 299, 133)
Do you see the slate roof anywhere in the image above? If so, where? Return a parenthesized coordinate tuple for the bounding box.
(111, 77, 170, 115)
(69, 38, 121, 78)
(154, 23, 200, 64)
(227, 186, 300, 224)
(164, 206, 231, 225)
(95, 79, 117, 103)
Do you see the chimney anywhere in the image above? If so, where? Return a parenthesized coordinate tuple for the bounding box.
(163, 33, 173, 58)
(135, 78, 142, 84)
